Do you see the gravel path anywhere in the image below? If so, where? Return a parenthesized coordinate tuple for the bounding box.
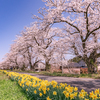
(15, 72, 100, 93)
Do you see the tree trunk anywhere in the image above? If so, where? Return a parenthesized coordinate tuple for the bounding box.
(21, 64, 26, 71)
(45, 62, 51, 71)
(32, 60, 41, 71)
(29, 61, 34, 71)
(84, 51, 98, 74)
(16, 66, 19, 69)
(86, 59, 97, 74)
(30, 64, 34, 70)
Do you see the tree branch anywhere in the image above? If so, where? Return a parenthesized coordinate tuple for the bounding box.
(96, 53, 100, 58)
(85, 4, 90, 34)
(89, 26, 100, 34)
(34, 37, 40, 46)
(60, 19, 80, 33)
(83, 25, 100, 42)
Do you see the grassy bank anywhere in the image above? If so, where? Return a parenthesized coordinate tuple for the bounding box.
(0, 72, 29, 100)
(2, 70, 100, 100)
(7, 69, 100, 79)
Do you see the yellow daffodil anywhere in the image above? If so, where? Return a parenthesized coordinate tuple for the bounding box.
(46, 96, 51, 100)
(39, 92, 42, 97)
(34, 90, 37, 94)
(53, 91, 57, 95)
(26, 89, 28, 91)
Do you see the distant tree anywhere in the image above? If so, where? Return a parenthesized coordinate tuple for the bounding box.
(69, 56, 82, 63)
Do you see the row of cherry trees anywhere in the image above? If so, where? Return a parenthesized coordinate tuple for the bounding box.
(0, 22, 68, 71)
(1, 0, 100, 73)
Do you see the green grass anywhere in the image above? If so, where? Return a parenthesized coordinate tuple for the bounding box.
(0, 72, 29, 100)
(7, 69, 100, 79)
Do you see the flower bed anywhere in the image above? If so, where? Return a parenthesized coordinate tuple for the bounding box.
(0, 70, 100, 100)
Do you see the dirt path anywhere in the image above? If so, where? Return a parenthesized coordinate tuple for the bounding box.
(16, 72, 100, 93)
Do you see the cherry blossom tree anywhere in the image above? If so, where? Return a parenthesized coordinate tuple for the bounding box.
(21, 22, 68, 71)
(2, 42, 21, 69)
(33, 0, 100, 73)
(13, 34, 42, 70)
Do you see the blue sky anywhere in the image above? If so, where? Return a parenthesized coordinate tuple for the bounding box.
(0, 0, 45, 62)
